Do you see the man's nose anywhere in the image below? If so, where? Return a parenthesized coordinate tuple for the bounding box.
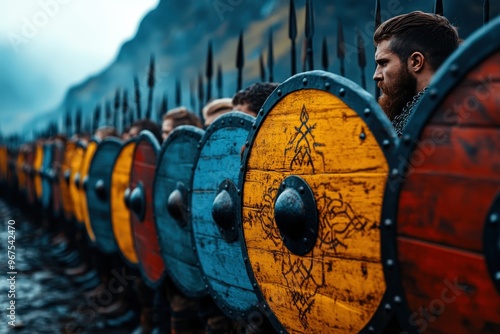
(373, 66, 382, 82)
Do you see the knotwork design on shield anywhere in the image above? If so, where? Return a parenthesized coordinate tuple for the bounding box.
(284, 104, 325, 173)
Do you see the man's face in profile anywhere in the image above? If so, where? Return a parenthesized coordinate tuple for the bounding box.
(373, 39, 417, 120)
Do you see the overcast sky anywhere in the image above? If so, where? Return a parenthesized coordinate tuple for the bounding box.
(0, 0, 159, 137)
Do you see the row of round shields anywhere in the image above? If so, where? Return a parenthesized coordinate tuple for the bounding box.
(79, 16, 499, 334)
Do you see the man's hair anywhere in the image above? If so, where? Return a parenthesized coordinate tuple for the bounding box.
(163, 107, 202, 128)
(374, 11, 459, 71)
(130, 119, 162, 142)
(232, 82, 279, 114)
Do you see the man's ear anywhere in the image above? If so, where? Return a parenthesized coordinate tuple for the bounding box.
(408, 52, 425, 73)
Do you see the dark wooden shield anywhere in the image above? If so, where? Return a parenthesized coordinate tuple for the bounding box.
(41, 143, 54, 211)
(240, 71, 397, 333)
(61, 141, 76, 222)
(190, 113, 261, 315)
(153, 125, 206, 297)
(111, 139, 138, 267)
(51, 141, 65, 218)
(34, 142, 44, 201)
(79, 140, 99, 239)
(69, 142, 87, 226)
(87, 138, 122, 253)
(382, 17, 500, 334)
(24, 146, 36, 205)
(130, 131, 165, 287)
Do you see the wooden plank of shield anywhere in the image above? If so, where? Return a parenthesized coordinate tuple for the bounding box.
(41, 143, 54, 211)
(79, 140, 99, 240)
(240, 71, 397, 333)
(190, 113, 264, 316)
(51, 141, 65, 218)
(34, 143, 44, 201)
(153, 125, 207, 297)
(69, 142, 86, 225)
(111, 139, 138, 267)
(87, 138, 121, 254)
(130, 131, 165, 287)
(382, 16, 500, 334)
(61, 141, 76, 221)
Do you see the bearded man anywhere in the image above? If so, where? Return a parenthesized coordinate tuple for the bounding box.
(373, 11, 459, 136)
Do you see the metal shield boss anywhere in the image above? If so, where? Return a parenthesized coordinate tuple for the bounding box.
(130, 131, 165, 287)
(153, 125, 206, 297)
(240, 71, 397, 333)
(382, 17, 500, 334)
(111, 139, 139, 267)
(87, 138, 121, 254)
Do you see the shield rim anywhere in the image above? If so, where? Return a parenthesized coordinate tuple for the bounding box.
(131, 129, 166, 288)
(88, 137, 122, 254)
(380, 16, 500, 334)
(153, 124, 207, 298)
(238, 70, 398, 333)
(110, 137, 139, 269)
(190, 111, 262, 316)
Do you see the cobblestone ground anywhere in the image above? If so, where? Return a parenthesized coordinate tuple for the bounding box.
(0, 200, 132, 334)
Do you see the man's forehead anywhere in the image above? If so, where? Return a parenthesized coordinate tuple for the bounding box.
(375, 40, 394, 58)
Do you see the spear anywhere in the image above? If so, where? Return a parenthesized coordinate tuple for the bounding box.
(259, 53, 266, 82)
(75, 107, 82, 135)
(175, 78, 181, 107)
(134, 75, 142, 120)
(374, 0, 381, 99)
(357, 31, 367, 89)
(289, 0, 297, 75)
(301, 37, 307, 72)
(114, 88, 121, 131)
(206, 40, 213, 103)
(236, 31, 244, 91)
(122, 89, 129, 132)
(321, 36, 329, 71)
(434, 0, 444, 16)
(65, 108, 72, 136)
(159, 94, 168, 122)
(216, 64, 223, 98)
(92, 104, 101, 133)
(374, 0, 381, 30)
(268, 29, 274, 82)
(190, 78, 196, 111)
(105, 101, 112, 128)
(337, 19, 345, 77)
(305, 0, 315, 70)
(198, 72, 204, 113)
(146, 55, 155, 120)
(483, 0, 490, 25)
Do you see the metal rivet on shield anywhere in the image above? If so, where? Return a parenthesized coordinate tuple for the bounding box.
(302, 77, 308, 85)
(364, 108, 371, 116)
(391, 168, 398, 177)
(252, 122, 257, 129)
(368, 326, 375, 333)
(384, 303, 391, 312)
(394, 295, 402, 304)
(429, 88, 438, 99)
(403, 134, 411, 145)
(277, 89, 282, 96)
(489, 213, 498, 224)
(495, 272, 500, 281)
(299, 186, 305, 194)
(384, 219, 392, 227)
(386, 259, 394, 268)
(449, 64, 459, 76)
(382, 139, 390, 148)
(359, 132, 366, 140)
(259, 108, 264, 115)
(240, 120, 244, 125)
(339, 88, 346, 97)
(325, 82, 331, 89)
(245, 141, 249, 147)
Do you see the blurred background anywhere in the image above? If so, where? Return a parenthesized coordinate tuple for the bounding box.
(0, 0, 498, 140)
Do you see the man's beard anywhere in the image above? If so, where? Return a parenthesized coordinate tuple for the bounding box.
(378, 66, 418, 121)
